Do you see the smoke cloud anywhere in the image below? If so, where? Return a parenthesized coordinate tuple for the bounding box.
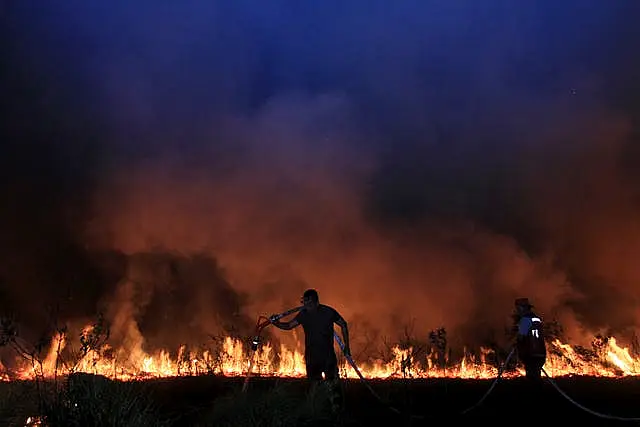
(2, 1, 640, 357)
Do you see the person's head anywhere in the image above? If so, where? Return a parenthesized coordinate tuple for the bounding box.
(515, 298, 534, 315)
(301, 289, 319, 311)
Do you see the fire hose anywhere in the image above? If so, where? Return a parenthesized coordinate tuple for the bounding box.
(460, 351, 640, 421)
(332, 332, 425, 420)
(242, 306, 514, 419)
(335, 333, 517, 419)
(243, 310, 640, 422)
(335, 341, 640, 422)
(541, 368, 640, 422)
(458, 346, 515, 415)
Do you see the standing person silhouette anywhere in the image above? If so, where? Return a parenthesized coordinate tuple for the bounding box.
(514, 298, 547, 381)
(270, 289, 351, 411)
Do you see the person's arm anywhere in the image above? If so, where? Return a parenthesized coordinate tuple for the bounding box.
(516, 317, 532, 344)
(270, 314, 301, 331)
(334, 313, 351, 357)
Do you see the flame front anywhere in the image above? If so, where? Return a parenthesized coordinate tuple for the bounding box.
(0, 360, 8, 382)
(3, 330, 640, 381)
(24, 416, 44, 426)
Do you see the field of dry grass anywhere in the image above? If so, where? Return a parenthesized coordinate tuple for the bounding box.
(1, 374, 640, 426)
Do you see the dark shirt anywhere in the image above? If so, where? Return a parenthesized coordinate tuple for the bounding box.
(294, 304, 342, 363)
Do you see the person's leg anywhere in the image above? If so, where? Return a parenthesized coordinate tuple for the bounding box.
(306, 360, 324, 396)
(307, 361, 323, 379)
(525, 364, 538, 380)
(324, 358, 343, 413)
(324, 357, 339, 381)
(522, 356, 535, 380)
(533, 357, 545, 380)
(524, 357, 544, 384)
(524, 363, 535, 380)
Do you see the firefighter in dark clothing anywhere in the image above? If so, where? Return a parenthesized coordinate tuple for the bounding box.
(514, 298, 546, 380)
(270, 289, 351, 410)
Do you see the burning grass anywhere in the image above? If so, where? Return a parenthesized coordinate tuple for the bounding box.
(1, 315, 640, 382)
(2, 315, 640, 425)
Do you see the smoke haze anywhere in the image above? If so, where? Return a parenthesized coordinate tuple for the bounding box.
(2, 1, 640, 357)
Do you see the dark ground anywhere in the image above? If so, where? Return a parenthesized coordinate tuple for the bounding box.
(179, 375, 640, 426)
(2, 374, 640, 426)
(106, 375, 640, 426)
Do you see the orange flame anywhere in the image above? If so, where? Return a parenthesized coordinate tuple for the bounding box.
(24, 416, 43, 426)
(2, 329, 639, 381)
(0, 360, 8, 382)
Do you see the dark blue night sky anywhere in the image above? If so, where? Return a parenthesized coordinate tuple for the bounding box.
(2, 1, 640, 349)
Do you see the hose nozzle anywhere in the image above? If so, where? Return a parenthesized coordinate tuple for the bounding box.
(251, 336, 260, 351)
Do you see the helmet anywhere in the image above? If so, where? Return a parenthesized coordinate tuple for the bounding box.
(515, 298, 533, 308)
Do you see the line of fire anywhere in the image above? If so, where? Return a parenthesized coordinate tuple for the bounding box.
(2, 317, 639, 382)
